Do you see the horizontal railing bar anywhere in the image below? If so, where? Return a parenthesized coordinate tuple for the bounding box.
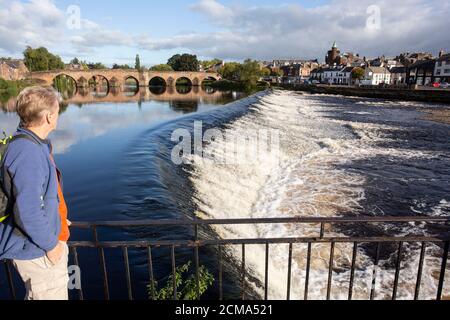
(68, 236, 450, 248)
(70, 216, 450, 229)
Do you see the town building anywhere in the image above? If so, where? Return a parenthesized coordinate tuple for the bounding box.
(325, 41, 360, 66)
(321, 66, 354, 85)
(279, 60, 319, 84)
(406, 58, 436, 86)
(0, 58, 29, 81)
(389, 66, 407, 84)
(434, 52, 450, 83)
(361, 66, 391, 85)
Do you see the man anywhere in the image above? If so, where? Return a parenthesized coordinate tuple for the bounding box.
(0, 86, 70, 300)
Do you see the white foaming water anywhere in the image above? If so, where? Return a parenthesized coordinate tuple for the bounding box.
(186, 90, 449, 300)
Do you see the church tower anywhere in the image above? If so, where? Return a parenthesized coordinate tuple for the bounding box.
(326, 41, 341, 65)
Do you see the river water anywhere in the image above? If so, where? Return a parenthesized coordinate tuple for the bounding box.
(0, 88, 449, 300)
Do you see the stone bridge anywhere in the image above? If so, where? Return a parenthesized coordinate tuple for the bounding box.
(29, 69, 221, 88)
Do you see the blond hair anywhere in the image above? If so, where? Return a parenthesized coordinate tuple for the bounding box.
(16, 86, 62, 127)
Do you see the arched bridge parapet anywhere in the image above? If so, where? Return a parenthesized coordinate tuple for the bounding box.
(30, 70, 221, 89)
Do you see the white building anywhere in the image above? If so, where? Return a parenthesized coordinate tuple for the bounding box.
(434, 53, 450, 83)
(361, 66, 391, 85)
(322, 66, 354, 85)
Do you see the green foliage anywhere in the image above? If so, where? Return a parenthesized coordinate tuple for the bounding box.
(219, 59, 266, 88)
(23, 46, 64, 72)
(149, 64, 174, 72)
(218, 62, 242, 81)
(87, 62, 107, 70)
(352, 67, 365, 80)
(148, 261, 214, 301)
(112, 63, 132, 69)
(167, 54, 199, 72)
(200, 59, 222, 70)
(135, 54, 141, 70)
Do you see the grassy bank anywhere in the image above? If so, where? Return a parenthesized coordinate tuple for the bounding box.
(209, 79, 270, 93)
(0, 78, 40, 104)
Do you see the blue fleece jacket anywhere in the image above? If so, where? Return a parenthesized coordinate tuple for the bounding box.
(0, 127, 61, 260)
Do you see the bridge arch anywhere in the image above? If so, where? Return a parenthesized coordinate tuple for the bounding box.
(149, 76, 167, 87)
(175, 77, 193, 87)
(52, 74, 78, 97)
(124, 76, 139, 87)
(201, 76, 217, 86)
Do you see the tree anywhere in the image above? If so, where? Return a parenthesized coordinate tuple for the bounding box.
(112, 63, 132, 69)
(87, 62, 107, 70)
(149, 64, 174, 71)
(70, 57, 80, 65)
(260, 67, 271, 77)
(218, 62, 242, 81)
(240, 59, 262, 86)
(23, 46, 64, 72)
(167, 54, 199, 72)
(135, 54, 141, 70)
(352, 67, 365, 80)
(270, 67, 284, 77)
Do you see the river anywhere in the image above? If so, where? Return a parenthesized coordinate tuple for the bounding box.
(0, 88, 449, 300)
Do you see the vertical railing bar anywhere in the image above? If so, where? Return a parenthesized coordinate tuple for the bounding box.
(70, 247, 84, 300)
(93, 226, 109, 300)
(241, 244, 246, 300)
(414, 242, 426, 301)
(123, 247, 133, 300)
(4, 260, 16, 300)
(194, 224, 198, 241)
(264, 243, 269, 300)
(171, 245, 177, 300)
(392, 242, 403, 301)
(195, 244, 200, 300)
(370, 242, 381, 301)
(286, 243, 293, 301)
(319, 223, 325, 239)
(147, 246, 156, 300)
(436, 241, 449, 301)
(218, 245, 223, 301)
(326, 242, 335, 300)
(304, 243, 312, 301)
(348, 242, 358, 301)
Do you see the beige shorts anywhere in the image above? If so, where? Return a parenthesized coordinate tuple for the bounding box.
(13, 242, 69, 300)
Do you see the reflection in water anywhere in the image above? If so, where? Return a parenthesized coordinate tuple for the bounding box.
(1, 86, 241, 113)
(169, 100, 198, 113)
(0, 86, 248, 156)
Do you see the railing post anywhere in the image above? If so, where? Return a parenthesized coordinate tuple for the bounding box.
(92, 226, 110, 300)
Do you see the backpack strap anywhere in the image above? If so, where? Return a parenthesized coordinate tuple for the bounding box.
(10, 134, 40, 145)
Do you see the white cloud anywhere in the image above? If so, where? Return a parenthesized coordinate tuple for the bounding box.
(1, 0, 449, 61)
(0, 0, 65, 53)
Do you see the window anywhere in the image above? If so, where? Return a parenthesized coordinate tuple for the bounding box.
(438, 61, 442, 67)
(437, 70, 441, 75)
(445, 69, 450, 74)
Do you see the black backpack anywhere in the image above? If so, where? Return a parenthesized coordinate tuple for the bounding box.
(0, 133, 38, 224)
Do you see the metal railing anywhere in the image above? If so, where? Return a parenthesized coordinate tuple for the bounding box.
(2, 216, 450, 301)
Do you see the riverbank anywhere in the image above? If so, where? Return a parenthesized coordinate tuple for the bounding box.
(0, 78, 40, 104)
(209, 79, 269, 93)
(278, 84, 450, 105)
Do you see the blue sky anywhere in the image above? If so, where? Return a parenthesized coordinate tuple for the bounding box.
(1, 0, 449, 66)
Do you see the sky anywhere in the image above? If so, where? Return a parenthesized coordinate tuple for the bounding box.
(0, 0, 449, 66)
